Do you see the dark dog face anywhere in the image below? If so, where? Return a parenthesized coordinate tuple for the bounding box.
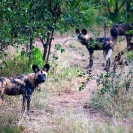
(32, 64, 50, 84)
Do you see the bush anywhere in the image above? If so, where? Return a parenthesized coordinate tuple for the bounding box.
(90, 49, 133, 118)
(0, 46, 45, 77)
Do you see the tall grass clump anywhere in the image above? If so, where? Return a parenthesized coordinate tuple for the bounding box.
(0, 125, 21, 133)
(48, 109, 131, 133)
(46, 61, 84, 93)
(90, 48, 133, 118)
(0, 46, 44, 77)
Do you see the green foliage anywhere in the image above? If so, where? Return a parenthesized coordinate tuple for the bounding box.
(55, 43, 65, 53)
(0, 126, 20, 133)
(0, 0, 133, 54)
(0, 0, 132, 63)
(89, 38, 102, 49)
(52, 43, 65, 60)
(29, 46, 44, 67)
(0, 46, 44, 77)
(50, 63, 83, 83)
(90, 63, 133, 118)
(78, 77, 91, 91)
(0, 0, 102, 43)
(69, 44, 78, 51)
(0, 53, 29, 77)
(0, 0, 104, 62)
(127, 51, 133, 61)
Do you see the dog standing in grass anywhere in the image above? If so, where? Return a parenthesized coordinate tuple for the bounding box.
(76, 29, 113, 71)
(0, 64, 50, 115)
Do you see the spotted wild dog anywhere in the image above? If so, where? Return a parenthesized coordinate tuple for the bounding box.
(0, 64, 50, 114)
(110, 23, 133, 48)
(76, 29, 113, 71)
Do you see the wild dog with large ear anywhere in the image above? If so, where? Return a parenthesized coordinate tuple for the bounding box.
(76, 29, 89, 45)
(0, 64, 50, 115)
(76, 29, 94, 68)
(76, 28, 113, 69)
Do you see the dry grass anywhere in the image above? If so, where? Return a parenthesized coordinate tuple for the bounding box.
(0, 36, 132, 133)
(90, 37, 133, 119)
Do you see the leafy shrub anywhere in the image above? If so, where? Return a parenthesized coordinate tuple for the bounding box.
(90, 49, 133, 118)
(0, 126, 20, 133)
(0, 46, 45, 77)
(47, 62, 84, 93)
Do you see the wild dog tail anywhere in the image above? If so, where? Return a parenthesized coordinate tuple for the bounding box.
(110, 28, 118, 39)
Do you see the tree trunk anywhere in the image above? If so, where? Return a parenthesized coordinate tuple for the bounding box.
(42, 32, 50, 61)
(126, 1, 131, 22)
(29, 37, 33, 62)
(46, 28, 54, 63)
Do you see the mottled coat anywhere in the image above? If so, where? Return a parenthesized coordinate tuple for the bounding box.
(110, 23, 133, 48)
(76, 29, 113, 71)
(0, 64, 50, 114)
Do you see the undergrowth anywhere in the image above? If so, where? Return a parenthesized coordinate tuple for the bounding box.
(0, 45, 45, 77)
(0, 45, 85, 132)
(89, 46, 133, 119)
(0, 42, 133, 132)
(49, 110, 131, 133)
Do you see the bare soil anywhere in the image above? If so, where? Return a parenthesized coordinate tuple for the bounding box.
(39, 36, 129, 128)
(0, 35, 132, 133)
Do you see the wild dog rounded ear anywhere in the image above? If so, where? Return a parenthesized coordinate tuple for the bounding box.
(32, 65, 40, 73)
(76, 29, 80, 34)
(43, 64, 50, 72)
(82, 29, 87, 35)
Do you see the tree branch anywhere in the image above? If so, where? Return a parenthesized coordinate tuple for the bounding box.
(118, 1, 125, 12)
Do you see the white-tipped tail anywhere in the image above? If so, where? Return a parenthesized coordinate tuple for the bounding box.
(106, 49, 112, 60)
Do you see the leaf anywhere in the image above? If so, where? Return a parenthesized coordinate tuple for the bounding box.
(100, 74, 103, 79)
(5, 38, 10, 42)
(79, 85, 85, 91)
(53, 56, 58, 60)
(100, 87, 107, 94)
(61, 48, 65, 53)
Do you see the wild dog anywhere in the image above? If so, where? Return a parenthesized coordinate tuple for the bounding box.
(0, 64, 50, 114)
(76, 29, 113, 71)
(110, 23, 133, 48)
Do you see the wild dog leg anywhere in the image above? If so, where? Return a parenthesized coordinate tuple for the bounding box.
(88, 48, 94, 68)
(126, 35, 132, 49)
(22, 95, 26, 113)
(0, 89, 4, 105)
(0, 96, 3, 105)
(27, 95, 31, 115)
(106, 58, 111, 72)
(105, 58, 111, 72)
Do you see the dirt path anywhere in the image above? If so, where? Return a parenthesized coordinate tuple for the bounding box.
(47, 37, 116, 125)
(33, 36, 130, 131)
